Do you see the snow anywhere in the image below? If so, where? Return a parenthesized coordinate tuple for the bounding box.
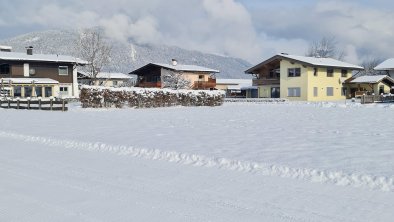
(350, 75, 393, 83)
(216, 78, 253, 90)
(1, 102, 394, 221)
(149, 62, 219, 73)
(279, 54, 364, 69)
(374, 58, 394, 70)
(78, 71, 133, 79)
(0, 51, 88, 64)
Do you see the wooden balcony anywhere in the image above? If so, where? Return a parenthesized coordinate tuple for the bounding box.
(252, 78, 280, 86)
(192, 78, 216, 90)
(136, 81, 161, 88)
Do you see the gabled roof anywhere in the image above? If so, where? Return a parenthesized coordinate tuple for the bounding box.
(78, 71, 133, 79)
(374, 58, 394, 70)
(245, 53, 364, 74)
(0, 51, 88, 65)
(348, 75, 394, 84)
(130, 63, 219, 75)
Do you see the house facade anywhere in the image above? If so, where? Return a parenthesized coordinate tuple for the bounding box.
(78, 71, 134, 87)
(130, 60, 219, 90)
(0, 46, 87, 98)
(245, 53, 364, 101)
(375, 58, 394, 78)
(344, 75, 394, 97)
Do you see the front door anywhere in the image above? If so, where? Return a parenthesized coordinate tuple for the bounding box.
(271, 87, 280, 98)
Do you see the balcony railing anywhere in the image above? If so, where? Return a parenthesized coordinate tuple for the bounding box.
(136, 81, 161, 88)
(192, 78, 216, 89)
(252, 78, 280, 86)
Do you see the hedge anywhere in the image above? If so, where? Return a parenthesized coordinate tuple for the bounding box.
(80, 86, 225, 108)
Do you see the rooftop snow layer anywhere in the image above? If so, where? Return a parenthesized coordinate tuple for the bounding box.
(349, 75, 392, 83)
(0, 51, 88, 64)
(152, 63, 220, 73)
(216, 78, 252, 90)
(279, 54, 364, 69)
(1, 77, 59, 84)
(78, 71, 133, 79)
(374, 58, 394, 70)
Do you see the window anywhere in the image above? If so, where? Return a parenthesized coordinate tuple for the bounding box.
(314, 87, 318, 97)
(35, 86, 42, 97)
(113, 80, 118, 86)
(0, 64, 10, 75)
(288, 68, 301, 77)
(59, 87, 68, 96)
(146, 75, 160, 82)
(198, 75, 204, 80)
(58, 66, 68, 75)
(24, 86, 32, 97)
(341, 69, 348, 78)
(14, 86, 22, 97)
(313, 68, 318, 76)
(327, 87, 334, 96)
(45, 87, 52, 97)
(288, 87, 301, 97)
(327, 68, 334, 77)
(342, 87, 347, 96)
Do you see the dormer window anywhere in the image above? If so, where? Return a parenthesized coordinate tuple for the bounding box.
(58, 66, 68, 75)
(327, 68, 334, 77)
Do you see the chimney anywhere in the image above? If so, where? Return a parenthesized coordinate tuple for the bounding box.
(171, 59, 177, 66)
(26, 46, 33, 55)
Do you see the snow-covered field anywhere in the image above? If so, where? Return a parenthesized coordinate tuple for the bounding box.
(1, 101, 394, 221)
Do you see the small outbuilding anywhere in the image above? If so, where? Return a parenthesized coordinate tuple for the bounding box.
(344, 75, 394, 98)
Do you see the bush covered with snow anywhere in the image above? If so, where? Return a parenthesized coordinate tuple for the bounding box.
(80, 86, 225, 108)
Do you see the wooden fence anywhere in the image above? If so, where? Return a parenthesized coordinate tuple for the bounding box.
(361, 95, 394, 104)
(0, 98, 68, 111)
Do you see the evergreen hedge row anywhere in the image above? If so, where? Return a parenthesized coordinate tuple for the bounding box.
(80, 86, 225, 108)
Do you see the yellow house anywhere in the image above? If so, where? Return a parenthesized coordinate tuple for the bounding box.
(245, 53, 364, 101)
(130, 59, 219, 90)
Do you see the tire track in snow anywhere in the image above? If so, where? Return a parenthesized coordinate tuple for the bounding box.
(0, 131, 393, 192)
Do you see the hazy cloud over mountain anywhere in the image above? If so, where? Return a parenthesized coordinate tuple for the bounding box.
(1, 0, 394, 64)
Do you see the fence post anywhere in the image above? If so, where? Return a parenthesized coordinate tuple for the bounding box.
(62, 99, 65, 112)
(50, 98, 53, 111)
(27, 98, 30, 110)
(7, 98, 10, 108)
(39, 98, 42, 110)
(17, 98, 20, 109)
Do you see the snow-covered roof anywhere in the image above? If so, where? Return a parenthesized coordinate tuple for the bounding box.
(131, 63, 219, 75)
(246, 53, 363, 73)
(78, 71, 133, 79)
(152, 63, 219, 73)
(0, 78, 59, 84)
(349, 75, 394, 84)
(374, 58, 394, 70)
(0, 45, 12, 50)
(0, 51, 88, 65)
(216, 78, 252, 90)
(280, 54, 364, 69)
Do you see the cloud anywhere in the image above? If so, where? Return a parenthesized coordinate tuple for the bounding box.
(1, 0, 394, 64)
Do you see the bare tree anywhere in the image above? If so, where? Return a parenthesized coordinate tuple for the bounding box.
(306, 37, 345, 60)
(357, 57, 385, 76)
(162, 69, 191, 89)
(76, 28, 112, 85)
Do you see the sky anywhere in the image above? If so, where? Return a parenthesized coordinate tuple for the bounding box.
(0, 0, 394, 64)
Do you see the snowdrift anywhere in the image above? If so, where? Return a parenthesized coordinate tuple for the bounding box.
(80, 86, 225, 108)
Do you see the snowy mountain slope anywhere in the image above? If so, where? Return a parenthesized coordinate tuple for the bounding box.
(0, 30, 252, 79)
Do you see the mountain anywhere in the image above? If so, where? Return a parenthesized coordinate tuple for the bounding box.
(0, 30, 252, 79)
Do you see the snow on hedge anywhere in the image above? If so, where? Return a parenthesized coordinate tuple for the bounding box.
(80, 86, 225, 108)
